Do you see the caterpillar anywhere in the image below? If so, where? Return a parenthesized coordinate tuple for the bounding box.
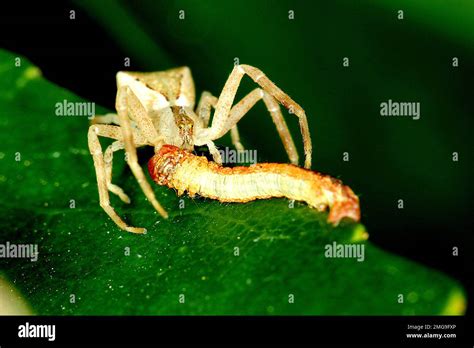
(148, 145, 360, 225)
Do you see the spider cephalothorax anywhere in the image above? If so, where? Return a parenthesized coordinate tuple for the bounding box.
(173, 110, 195, 151)
(88, 64, 312, 233)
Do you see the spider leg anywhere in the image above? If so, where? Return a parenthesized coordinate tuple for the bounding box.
(91, 113, 120, 125)
(192, 92, 220, 163)
(205, 64, 312, 168)
(230, 126, 245, 153)
(91, 113, 140, 133)
(206, 140, 223, 165)
(116, 86, 168, 221)
(196, 91, 245, 154)
(261, 92, 297, 164)
(224, 88, 299, 165)
(104, 141, 131, 203)
(88, 124, 146, 233)
(90, 113, 149, 203)
(196, 91, 217, 127)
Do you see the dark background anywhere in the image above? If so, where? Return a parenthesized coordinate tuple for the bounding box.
(0, 0, 472, 317)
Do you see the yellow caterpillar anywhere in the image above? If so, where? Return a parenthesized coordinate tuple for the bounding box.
(148, 145, 360, 225)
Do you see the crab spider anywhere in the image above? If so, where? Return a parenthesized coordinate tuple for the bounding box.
(88, 64, 313, 233)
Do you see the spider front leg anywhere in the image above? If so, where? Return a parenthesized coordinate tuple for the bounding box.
(203, 64, 312, 168)
(90, 113, 140, 202)
(116, 86, 168, 222)
(196, 91, 245, 157)
(104, 140, 130, 203)
(88, 124, 146, 233)
(91, 115, 148, 203)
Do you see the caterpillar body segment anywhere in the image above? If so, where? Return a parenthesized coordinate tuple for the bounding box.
(148, 145, 360, 225)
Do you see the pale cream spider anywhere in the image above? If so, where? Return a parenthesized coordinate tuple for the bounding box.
(88, 64, 312, 233)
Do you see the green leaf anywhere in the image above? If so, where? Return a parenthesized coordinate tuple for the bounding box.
(0, 50, 466, 315)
